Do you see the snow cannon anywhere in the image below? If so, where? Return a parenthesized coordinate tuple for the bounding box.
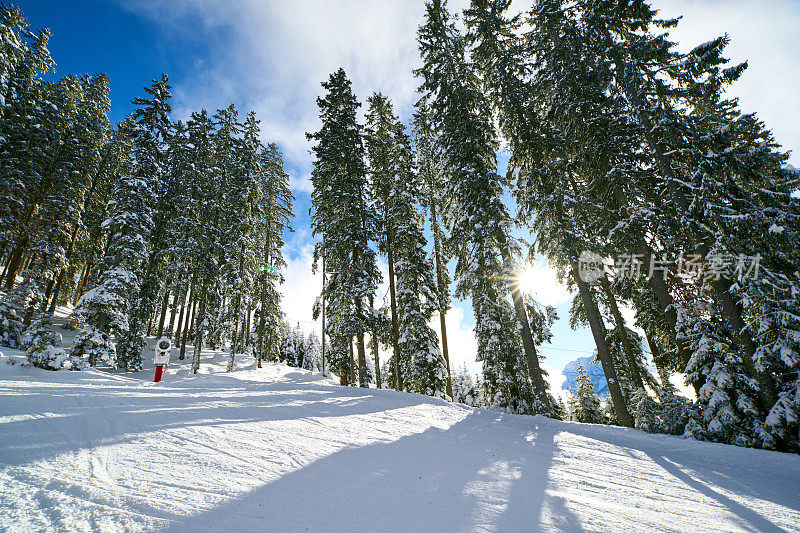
(153, 337, 172, 382)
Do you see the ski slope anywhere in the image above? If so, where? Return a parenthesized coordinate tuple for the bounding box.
(1, 347, 799, 532)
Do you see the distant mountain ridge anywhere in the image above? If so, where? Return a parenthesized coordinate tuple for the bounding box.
(561, 356, 608, 398)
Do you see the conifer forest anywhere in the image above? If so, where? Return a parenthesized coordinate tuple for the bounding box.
(1, 1, 799, 531)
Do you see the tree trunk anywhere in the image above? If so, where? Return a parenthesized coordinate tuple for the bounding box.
(369, 295, 380, 388)
(156, 286, 170, 338)
(166, 273, 184, 338)
(147, 306, 156, 337)
(338, 337, 352, 387)
(245, 303, 251, 354)
(573, 264, 633, 427)
(192, 285, 208, 374)
(387, 244, 402, 390)
(180, 292, 197, 360)
(47, 219, 83, 314)
(430, 199, 453, 400)
(599, 276, 645, 390)
(173, 296, 186, 347)
(4, 236, 28, 289)
(0, 249, 9, 281)
(500, 245, 551, 410)
(72, 262, 91, 305)
(356, 330, 368, 388)
(38, 277, 55, 314)
(355, 298, 369, 388)
(349, 337, 356, 386)
(611, 186, 696, 391)
(228, 244, 246, 372)
(321, 254, 326, 377)
(47, 270, 65, 314)
(372, 331, 381, 388)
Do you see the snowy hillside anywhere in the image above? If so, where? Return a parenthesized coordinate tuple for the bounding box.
(1, 349, 798, 532)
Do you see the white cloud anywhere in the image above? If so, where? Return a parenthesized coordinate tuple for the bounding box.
(542, 362, 567, 400)
(279, 243, 320, 331)
(653, 0, 800, 166)
(124, 0, 436, 187)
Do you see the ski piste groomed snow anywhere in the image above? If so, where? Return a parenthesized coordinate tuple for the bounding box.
(1, 346, 798, 532)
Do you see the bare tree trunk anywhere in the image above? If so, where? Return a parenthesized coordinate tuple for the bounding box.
(192, 285, 207, 374)
(3, 237, 27, 289)
(355, 297, 369, 387)
(47, 220, 82, 314)
(336, 336, 347, 386)
(599, 276, 645, 390)
(72, 262, 91, 305)
(369, 297, 380, 388)
(573, 264, 633, 427)
(39, 277, 56, 314)
(387, 244, 402, 390)
(349, 337, 356, 386)
(166, 273, 184, 338)
(500, 245, 551, 410)
(156, 286, 170, 338)
(0, 249, 9, 281)
(228, 244, 246, 372)
(180, 292, 197, 360)
(173, 295, 186, 345)
(430, 199, 452, 399)
(321, 254, 326, 377)
(245, 303, 251, 354)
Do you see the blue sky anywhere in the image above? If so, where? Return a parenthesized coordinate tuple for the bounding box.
(22, 0, 800, 392)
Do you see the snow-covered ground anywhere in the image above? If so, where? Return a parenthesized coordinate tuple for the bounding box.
(1, 343, 799, 532)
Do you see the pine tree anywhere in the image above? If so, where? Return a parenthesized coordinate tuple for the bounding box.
(366, 93, 446, 397)
(308, 68, 380, 388)
(417, 0, 550, 413)
(114, 75, 171, 371)
(23, 313, 80, 370)
(72, 123, 141, 368)
(451, 365, 481, 407)
(569, 364, 604, 424)
(413, 101, 454, 399)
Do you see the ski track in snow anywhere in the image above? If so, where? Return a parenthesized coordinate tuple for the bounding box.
(0, 347, 799, 532)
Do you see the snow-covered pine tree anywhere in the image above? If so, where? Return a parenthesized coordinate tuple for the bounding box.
(308, 68, 380, 388)
(569, 363, 604, 424)
(680, 303, 769, 448)
(255, 142, 293, 368)
(451, 365, 481, 407)
(366, 93, 447, 398)
(304, 331, 322, 372)
(413, 100, 454, 399)
(0, 12, 54, 288)
(72, 123, 143, 369)
(365, 92, 404, 390)
(225, 111, 262, 371)
(417, 0, 547, 414)
(23, 313, 81, 370)
(114, 75, 171, 371)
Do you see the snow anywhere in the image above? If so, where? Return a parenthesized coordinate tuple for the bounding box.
(1, 346, 799, 532)
(768, 223, 785, 235)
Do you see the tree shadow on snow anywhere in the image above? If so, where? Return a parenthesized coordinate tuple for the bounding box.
(162, 411, 564, 533)
(0, 377, 439, 467)
(553, 422, 798, 532)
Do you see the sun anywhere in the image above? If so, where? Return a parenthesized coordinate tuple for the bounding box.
(516, 264, 539, 295)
